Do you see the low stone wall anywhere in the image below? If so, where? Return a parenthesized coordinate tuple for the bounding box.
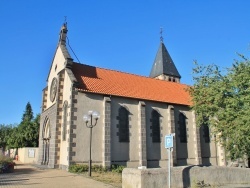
(122, 166, 250, 188)
(18, 147, 38, 164)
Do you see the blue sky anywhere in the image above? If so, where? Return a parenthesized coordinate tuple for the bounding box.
(0, 1, 250, 125)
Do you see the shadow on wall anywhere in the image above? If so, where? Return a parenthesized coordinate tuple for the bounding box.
(200, 125, 212, 166)
(177, 142, 188, 166)
(147, 142, 161, 168)
(182, 165, 196, 188)
(176, 112, 188, 166)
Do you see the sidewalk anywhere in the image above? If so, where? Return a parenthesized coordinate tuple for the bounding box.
(0, 161, 115, 188)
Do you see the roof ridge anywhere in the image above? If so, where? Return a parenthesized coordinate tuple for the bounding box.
(73, 62, 189, 87)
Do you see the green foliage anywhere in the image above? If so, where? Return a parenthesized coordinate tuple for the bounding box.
(0, 124, 13, 150)
(92, 165, 108, 172)
(68, 164, 124, 174)
(0, 156, 15, 173)
(189, 55, 250, 160)
(68, 164, 88, 173)
(21, 102, 34, 122)
(0, 102, 40, 149)
(0, 155, 13, 163)
(7, 127, 24, 149)
(17, 113, 40, 147)
(111, 164, 125, 173)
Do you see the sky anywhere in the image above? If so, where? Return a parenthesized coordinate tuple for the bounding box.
(0, 1, 250, 125)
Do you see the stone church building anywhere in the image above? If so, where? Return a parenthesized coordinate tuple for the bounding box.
(38, 23, 226, 169)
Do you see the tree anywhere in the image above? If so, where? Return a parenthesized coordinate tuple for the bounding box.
(21, 102, 34, 123)
(0, 124, 13, 153)
(20, 114, 40, 147)
(18, 103, 40, 148)
(189, 55, 250, 165)
(7, 103, 40, 149)
(7, 127, 24, 149)
(0, 103, 40, 151)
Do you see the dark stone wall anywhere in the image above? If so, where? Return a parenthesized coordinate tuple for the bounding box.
(38, 104, 58, 168)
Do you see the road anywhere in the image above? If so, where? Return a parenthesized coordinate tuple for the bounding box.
(0, 162, 115, 188)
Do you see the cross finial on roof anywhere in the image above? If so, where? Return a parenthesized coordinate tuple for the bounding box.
(63, 16, 67, 27)
(59, 18, 68, 45)
(160, 27, 164, 43)
(64, 16, 67, 24)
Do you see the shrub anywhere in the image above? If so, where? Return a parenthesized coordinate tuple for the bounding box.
(0, 156, 15, 173)
(68, 163, 125, 174)
(0, 155, 13, 163)
(111, 164, 125, 173)
(68, 164, 88, 173)
(92, 165, 108, 173)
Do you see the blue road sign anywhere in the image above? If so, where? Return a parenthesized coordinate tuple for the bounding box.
(165, 135, 173, 148)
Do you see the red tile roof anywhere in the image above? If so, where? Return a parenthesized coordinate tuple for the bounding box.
(71, 63, 192, 106)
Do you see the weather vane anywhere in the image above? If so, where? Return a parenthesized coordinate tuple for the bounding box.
(160, 27, 164, 42)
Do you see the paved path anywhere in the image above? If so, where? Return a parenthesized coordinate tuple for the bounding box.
(0, 162, 115, 188)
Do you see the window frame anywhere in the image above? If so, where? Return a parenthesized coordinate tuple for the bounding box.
(151, 110, 161, 143)
(179, 113, 187, 143)
(118, 106, 130, 142)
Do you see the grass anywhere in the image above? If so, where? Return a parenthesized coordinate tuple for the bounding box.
(83, 171, 122, 188)
(68, 164, 123, 187)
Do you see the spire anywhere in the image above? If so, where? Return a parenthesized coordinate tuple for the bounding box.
(59, 22, 68, 45)
(149, 41, 181, 82)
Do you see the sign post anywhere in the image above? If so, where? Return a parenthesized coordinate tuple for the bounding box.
(165, 134, 174, 188)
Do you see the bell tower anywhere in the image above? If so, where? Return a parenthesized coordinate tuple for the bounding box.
(149, 30, 181, 82)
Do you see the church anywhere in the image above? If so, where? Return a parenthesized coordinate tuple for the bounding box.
(38, 23, 226, 170)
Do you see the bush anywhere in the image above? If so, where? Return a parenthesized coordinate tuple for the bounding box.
(92, 165, 108, 173)
(68, 164, 88, 173)
(0, 156, 15, 173)
(111, 164, 125, 173)
(68, 164, 124, 174)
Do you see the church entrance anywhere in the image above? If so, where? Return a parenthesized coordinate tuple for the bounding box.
(42, 118, 50, 165)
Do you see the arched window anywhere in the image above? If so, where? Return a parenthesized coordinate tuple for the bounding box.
(179, 113, 187, 143)
(151, 110, 160, 142)
(43, 118, 50, 139)
(202, 124, 210, 143)
(118, 106, 129, 142)
(62, 101, 68, 141)
(42, 118, 50, 165)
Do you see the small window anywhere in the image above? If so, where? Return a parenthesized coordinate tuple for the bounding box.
(151, 110, 161, 142)
(118, 107, 129, 142)
(55, 64, 57, 71)
(179, 113, 187, 143)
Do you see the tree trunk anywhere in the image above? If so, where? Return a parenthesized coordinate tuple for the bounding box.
(248, 158, 250, 168)
(2, 145, 6, 155)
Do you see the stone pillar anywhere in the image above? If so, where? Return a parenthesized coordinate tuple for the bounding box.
(138, 101, 147, 167)
(192, 111, 202, 165)
(217, 143, 226, 166)
(42, 87, 48, 112)
(168, 106, 177, 166)
(103, 97, 111, 168)
(68, 85, 78, 164)
(54, 71, 65, 168)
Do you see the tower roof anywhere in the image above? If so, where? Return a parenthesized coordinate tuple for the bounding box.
(149, 42, 181, 79)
